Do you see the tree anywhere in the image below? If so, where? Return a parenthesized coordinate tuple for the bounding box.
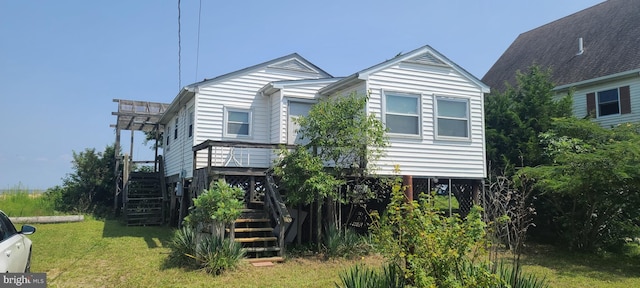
(485, 65, 572, 173)
(46, 145, 118, 213)
(521, 118, 640, 251)
(274, 92, 388, 247)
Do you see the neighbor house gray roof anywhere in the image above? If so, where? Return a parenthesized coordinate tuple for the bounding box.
(482, 0, 640, 92)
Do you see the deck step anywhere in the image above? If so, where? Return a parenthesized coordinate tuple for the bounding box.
(245, 256, 285, 263)
(228, 227, 274, 233)
(234, 237, 277, 243)
(243, 247, 281, 253)
(235, 218, 270, 223)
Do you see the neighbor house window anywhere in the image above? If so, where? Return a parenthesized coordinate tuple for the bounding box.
(384, 93, 420, 135)
(597, 88, 620, 116)
(436, 96, 469, 138)
(225, 108, 251, 136)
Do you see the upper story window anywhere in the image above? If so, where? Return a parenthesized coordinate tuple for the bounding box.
(436, 96, 469, 139)
(225, 108, 251, 137)
(597, 88, 620, 116)
(384, 93, 420, 136)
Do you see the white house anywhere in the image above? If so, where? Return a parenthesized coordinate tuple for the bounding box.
(160, 45, 489, 187)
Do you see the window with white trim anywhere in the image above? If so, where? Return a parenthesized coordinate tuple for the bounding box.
(384, 93, 420, 135)
(225, 108, 251, 137)
(436, 96, 469, 138)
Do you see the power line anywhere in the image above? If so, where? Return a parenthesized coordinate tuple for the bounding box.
(177, 0, 182, 91)
(195, 0, 202, 82)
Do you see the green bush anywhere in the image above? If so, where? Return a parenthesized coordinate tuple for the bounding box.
(196, 235, 245, 275)
(371, 179, 501, 287)
(324, 226, 371, 258)
(185, 179, 244, 228)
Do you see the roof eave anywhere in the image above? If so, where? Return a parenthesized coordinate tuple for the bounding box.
(318, 73, 363, 96)
(554, 69, 640, 92)
(159, 87, 196, 124)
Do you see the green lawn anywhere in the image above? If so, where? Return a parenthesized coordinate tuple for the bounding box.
(26, 218, 640, 287)
(29, 218, 381, 287)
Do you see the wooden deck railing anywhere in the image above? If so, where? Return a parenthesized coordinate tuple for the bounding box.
(264, 170, 292, 257)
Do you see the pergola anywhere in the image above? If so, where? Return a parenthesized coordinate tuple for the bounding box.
(111, 99, 170, 210)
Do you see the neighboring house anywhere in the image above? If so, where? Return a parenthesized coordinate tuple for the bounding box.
(482, 0, 640, 127)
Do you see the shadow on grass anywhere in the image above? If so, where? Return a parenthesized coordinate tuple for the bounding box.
(101, 218, 173, 249)
(521, 244, 640, 281)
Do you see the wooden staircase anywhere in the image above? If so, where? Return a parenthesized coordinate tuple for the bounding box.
(125, 172, 164, 226)
(232, 208, 283, 260)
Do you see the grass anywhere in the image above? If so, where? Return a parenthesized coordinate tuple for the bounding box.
(0, 186, 57, 217)
(29, 218, 382, 287)
(26, 218, 640, 287)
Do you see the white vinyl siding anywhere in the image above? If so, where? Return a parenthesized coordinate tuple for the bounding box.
(162, 98, 196, 179)
(183, 59, 328, 172)
(364, 58, 486, 179)
(435, 96, 470, 139)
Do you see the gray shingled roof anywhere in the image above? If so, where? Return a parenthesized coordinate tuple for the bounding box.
(482, 0, 640, 92)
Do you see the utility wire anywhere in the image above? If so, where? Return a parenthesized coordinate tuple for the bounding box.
(178, 0, 182, 91)
(195, 0, 202, 82)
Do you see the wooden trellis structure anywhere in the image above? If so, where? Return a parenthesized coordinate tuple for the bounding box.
(111, 99, 170, 223)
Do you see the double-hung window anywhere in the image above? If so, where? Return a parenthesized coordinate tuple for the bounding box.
(597, 88, 620, 116)
(436, 96, 469, 139)
(225, 108, 251, 137)
(384, 93, 420, 136)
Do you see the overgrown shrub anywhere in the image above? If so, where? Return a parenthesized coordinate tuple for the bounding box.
(196, 235, 245, 275)
(371, 179, 501, 287)
(324, 226, 371, 258)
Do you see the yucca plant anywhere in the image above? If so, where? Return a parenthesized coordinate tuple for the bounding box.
(324, 226, 371, 258)
(494, 260, 550, 288)
(337, 262, 405, 288)
(196, 234, 245, 275)
(166, 226, 197, 267)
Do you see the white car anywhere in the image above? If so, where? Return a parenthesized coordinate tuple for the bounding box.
(0, 211, 35, 273)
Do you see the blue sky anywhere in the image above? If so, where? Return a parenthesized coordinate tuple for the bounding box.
(0, 0, 603, 189)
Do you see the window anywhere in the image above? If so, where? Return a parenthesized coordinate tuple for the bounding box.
(385, 93, 420, 135)
(165, 126, 170, 146)
(597, 88, 620, 116)
(188, 110, 194, 138)
(436, 96, 469, 138)
(174, 118, 178, 139)
(225, 108, 251, 137)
